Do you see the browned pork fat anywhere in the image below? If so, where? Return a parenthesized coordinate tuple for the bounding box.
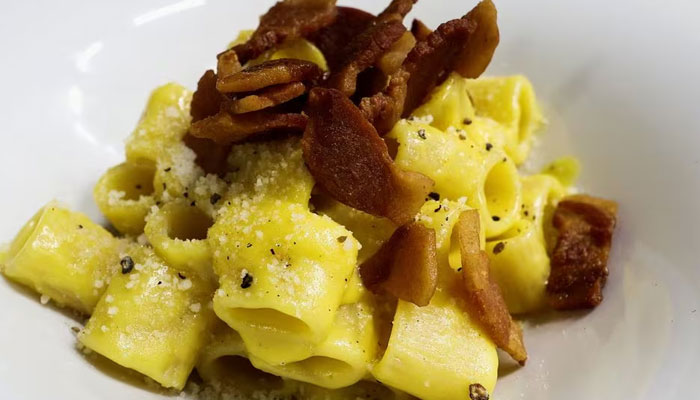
(309, 7, 375, 71)
(190, 109, 307, 145)
(302, 87, 433, 225)
(401, 0, 499, 116)
(360, 0, 499, 134)
(325, 0, 417, 96)
(410, 18, 432, 41)
(546, 194, 618, 310)
(191, 70, 224, 123)
(232, 0, 338, 64)
(229, 82, 307, 114)
(216, 59, 322, 94)
(360, 222, 438, 306)
(456, 210, 528, 365)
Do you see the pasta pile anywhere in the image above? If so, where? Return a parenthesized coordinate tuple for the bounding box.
(0, 3, 606, 399)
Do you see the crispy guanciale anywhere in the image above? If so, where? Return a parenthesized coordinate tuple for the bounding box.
(302, 87, 434, 225)
(325, 0, 416, 96)
(190, 109, 307, 145)
(360, 222, 438, 306)
(360, 0, 499, 134)
(359, 69, 409, 134)
(309, 6, 375, 71)
(410, 18, 432, 41)
(455, 210, 527, 365)
(325, 17, 407, 96)
(376, 31, 417, 77)
(216, 48, 242, 82)
(191, 70, 225, 123)
(231, 0, 338, 64)
(216, 59, 322, 94)
(546, 194, 618, 310)
(229, 82, 307, 114)
(401, 0, 499, 115)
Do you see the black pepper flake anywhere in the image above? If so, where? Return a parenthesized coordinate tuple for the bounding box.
(135, 184, 142, 190)
(120, 256, 134, 274)
(469, 383, 489, 400)
(502, 157, 507, 163)
(162, 183, 167, 190)
(226, 256, 230, 260)
(270, 248, 276, 255)
(337, 236, 348, 243)
(434, 204, 442, 212)
(190, 201, 196, 207)
(241, 273, 253, 289)
(157, 281, 162, 285)
(78, 224, 84, 229)
(246, 243, 253, 248)
(164, 167, 172, 172)
(491, 215, 501, 222)
(71, 326, 81, 334)
(485, 143, 493, 151)
(457, 267, 463, 272)
(427, 192, 441, 201)
(493, 242, 506, 255)
(417, 129, 427, 140)
(156, 201, 162, 206)
(524, 211, 529, 217)
(178, 272, 186, 280)
(183, 192, 189, 198)
(459, 133, 467, 140)
(210, 193, 222, 205)
(463, 118, 473, 125)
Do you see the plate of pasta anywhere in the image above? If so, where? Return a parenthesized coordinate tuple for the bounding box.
(1, 0, 699, 399)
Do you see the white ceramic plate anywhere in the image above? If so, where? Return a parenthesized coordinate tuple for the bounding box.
(1, 1, 699, 399)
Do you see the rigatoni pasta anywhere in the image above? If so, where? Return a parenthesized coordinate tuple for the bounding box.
(0, 0, 619, 398)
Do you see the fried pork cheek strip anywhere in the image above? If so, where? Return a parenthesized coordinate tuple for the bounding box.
(325, 0, 416, 96)
(410, 18, 432, 41)
(191, 109, 307, 145)
(232, 0, 338, 64)
(546, 195, 618, 310)
(309, 7, 375, 71)
(361, 0, 500, 134)
(359, 222, 438, 306)
(456, 210, 527, 365)
(189, 59, 322, 145)
(229, 82, 308, 114)
(216, 59, 322, 94)
(302, 87, 434, 226)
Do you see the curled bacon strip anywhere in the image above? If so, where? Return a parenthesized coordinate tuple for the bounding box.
(360, 222, 438, 306)
(232, 0, 338, 64)
(359, 69, 409, 135)
(377, 31, 416, 77)
(191, 70, 225, 123)
(216, 48, 242, 82)
(190, 109, 307, 145)
(325, 0, 417, 96)
(360, 0, 499, 134)
(456, 210, 527, 365)
(546, 195, 618, 310)
(229, 82, 307, 114)
(325, 18, 407, 96)
(402, 0, 499, 115)
(302, 87, 434, 225)
(216, 59, 322, 94)
(309, 7, 375, 71)
(410, 18, 432, 41)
